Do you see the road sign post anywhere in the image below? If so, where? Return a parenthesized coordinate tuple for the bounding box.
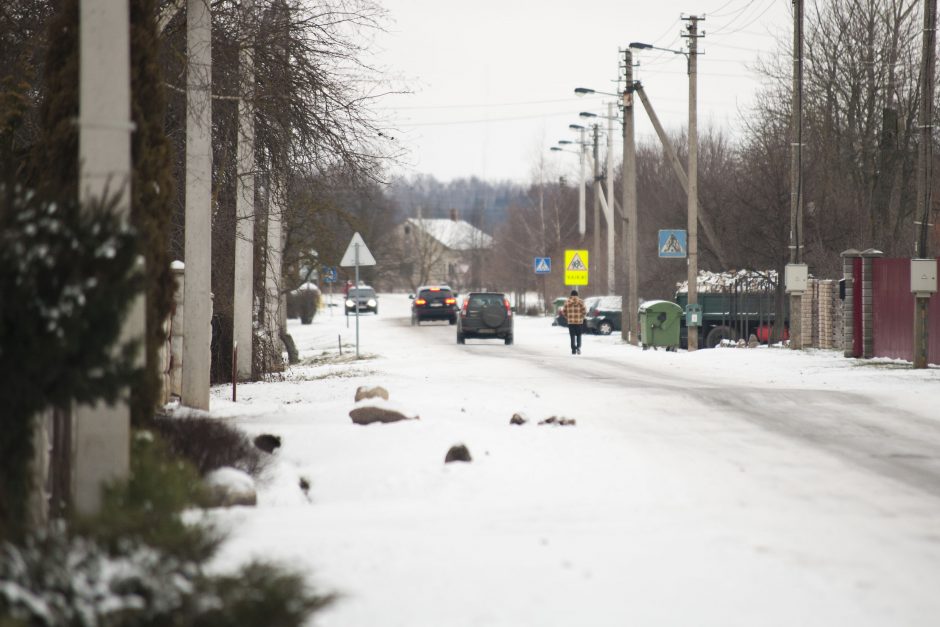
(339, 232, 376, 358)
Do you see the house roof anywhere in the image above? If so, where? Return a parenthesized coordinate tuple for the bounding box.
(405, 218, 493, 251)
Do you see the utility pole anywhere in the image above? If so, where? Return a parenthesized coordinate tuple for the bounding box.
(233, 0, 255, 381)
(182, 0, 213, 409)
(578, 127, 587, 237)
(622, 48, 638, 344)
(606, 101, 616, 295)
(788, 0, 805, 350)
(592, 123, 601, 293)
(914, 0, 937, 368)
(73, 0, 135, 516)
(683, 15, 703, 351)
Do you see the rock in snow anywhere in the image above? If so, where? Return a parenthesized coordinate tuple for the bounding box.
(444, 444, 472, 463)
(204, 467, 257, 507)
(355, 385, 389, 402)
(253, 433, 281, 453)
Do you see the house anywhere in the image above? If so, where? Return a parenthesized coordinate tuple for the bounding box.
(398, 214, 493, 290)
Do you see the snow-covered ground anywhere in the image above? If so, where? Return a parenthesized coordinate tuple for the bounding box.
(195, 293, 940, 627)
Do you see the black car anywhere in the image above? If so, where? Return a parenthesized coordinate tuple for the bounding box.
(345, 287, 378, 315)
(410, 285, 458, 325)
(457, 292, 514, 345)
(584, 295, 622, 335)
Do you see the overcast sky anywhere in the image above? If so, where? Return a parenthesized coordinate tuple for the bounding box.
(371, 0, 792, 184)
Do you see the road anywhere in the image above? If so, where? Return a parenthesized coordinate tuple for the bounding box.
(211, 294, 940, 627)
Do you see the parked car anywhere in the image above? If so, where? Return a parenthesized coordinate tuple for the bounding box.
(585, 295, 623, 335)
(410, 285, 458, 325)
(552, 296, 568, 327)
(457, 292, 514, 345)
(345, 286, 378, 315)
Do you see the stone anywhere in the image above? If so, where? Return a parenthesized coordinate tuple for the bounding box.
(538, 416, 576, 426)
(253, 433, 281, 454)
(204, 467, 257, 508)
(350, 405, 416, 425)
(445, 444, 472, 463)
(748, 333, 759, 348)
(510, 413, 527, 425)
(355, 385, 390, 402)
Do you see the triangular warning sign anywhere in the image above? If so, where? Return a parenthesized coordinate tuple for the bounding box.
(535, 258, 550, 273)
(566, 252, 587, 272)
(339, 232, 377, 267)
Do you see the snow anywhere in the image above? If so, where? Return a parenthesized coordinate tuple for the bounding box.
(204, 467, 256, 496)
(201, 294, 940, 627)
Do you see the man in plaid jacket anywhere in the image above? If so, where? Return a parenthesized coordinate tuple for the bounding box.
(563, 289, 587, 355)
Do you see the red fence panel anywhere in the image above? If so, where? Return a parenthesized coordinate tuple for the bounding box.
(871, 258, 940, 365)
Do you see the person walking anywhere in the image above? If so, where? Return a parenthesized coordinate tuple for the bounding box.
(563, 289, 586, 355)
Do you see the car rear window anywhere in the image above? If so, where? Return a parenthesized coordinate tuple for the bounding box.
(469, 294, 505, 307)
(419, 288, 453, 299)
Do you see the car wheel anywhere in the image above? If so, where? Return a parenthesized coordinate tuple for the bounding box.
(449, 316, 457, 325)
(705, 325, 736, 348)
(598, 321, 613, 335)
(457, 332, 465, 344)
(300, 316, 313, 325)
(504, 334, 513, 345)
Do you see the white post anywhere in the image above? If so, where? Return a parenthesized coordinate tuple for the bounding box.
(182, 0, 213, 409)
(265, 179, 284, 348)
(578, 127, 586, 236)
(606, 101, 616, 294)
(354, 246, 360, 358)
(74, 0, 135, 515)
(233, 0, 255, 381)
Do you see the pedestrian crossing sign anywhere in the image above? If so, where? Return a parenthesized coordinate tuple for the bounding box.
(534, 257, 551, 274)
(564, 249, 589, 286)
(658, 229, 687, 258)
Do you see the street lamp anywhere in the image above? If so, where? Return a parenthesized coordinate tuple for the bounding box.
(631, 19, 702, 351)
(575, 100, 619, 295)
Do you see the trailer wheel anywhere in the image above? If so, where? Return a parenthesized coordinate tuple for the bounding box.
(705, 325, 737, 348)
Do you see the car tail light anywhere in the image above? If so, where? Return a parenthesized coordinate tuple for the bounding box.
(415, 298, 427, 305)
(461, 299, 469, 315)
(504, 298, 511, 315)
(445, 297, 456, 305)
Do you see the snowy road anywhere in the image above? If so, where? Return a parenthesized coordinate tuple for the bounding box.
(199, 294, 940, 627)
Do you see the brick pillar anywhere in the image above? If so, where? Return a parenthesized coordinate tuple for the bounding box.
(841, 249, 860, 357)
(860, 248, 884, 359)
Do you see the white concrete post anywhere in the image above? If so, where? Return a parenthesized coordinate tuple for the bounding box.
(182, 0, 212, 409)
(233, 0, 255, 381)
(265, 180, 284, 343)
(605, 101, 616, 294)
(74, 0, 135, 515)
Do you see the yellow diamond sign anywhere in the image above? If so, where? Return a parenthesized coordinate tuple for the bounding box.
(564, 249, 589, 286)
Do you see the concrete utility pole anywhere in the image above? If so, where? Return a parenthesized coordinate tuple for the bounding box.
(578, 127, 587, 237)
(233, 0, 255, 382)
(788, 0, 805, 350)
(183, 0, 213, 409)
(265, 180, 284, 347)
(914, 0, 937, 369)
(592, 123, 601, 291)
(622, 48, 638, 344)
(74, 0, 135, 515)
(606, 102, 616, 294)
(683, 15, 703, 351)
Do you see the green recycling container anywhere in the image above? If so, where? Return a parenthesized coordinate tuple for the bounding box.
(638, 300, 683, 350)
